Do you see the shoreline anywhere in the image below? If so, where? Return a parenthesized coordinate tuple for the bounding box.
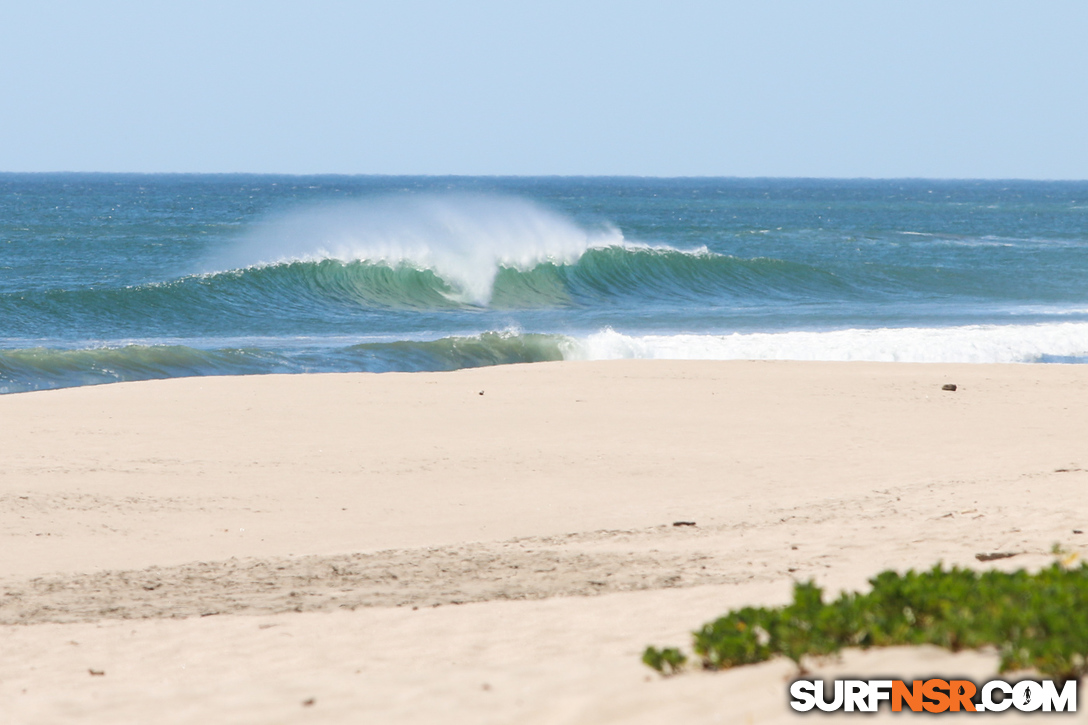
(3, 360, 1086, 722)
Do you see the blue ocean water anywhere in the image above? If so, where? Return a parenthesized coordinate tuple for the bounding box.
(2, 174, 1087, 393)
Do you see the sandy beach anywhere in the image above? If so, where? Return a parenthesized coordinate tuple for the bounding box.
(2, 360, 1086, 723)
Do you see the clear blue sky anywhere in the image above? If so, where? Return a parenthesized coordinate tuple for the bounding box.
(2, 1, 1085, 178)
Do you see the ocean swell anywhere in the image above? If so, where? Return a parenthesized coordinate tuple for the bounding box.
(0, 332, 568, 394)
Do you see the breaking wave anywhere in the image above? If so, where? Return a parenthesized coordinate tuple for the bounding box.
(565, 323, 1088, 364)
(5, 323, 1088, 394)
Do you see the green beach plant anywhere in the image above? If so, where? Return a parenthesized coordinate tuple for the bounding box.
(640, 646, 687, 675)
(644, 561, 1088, 681)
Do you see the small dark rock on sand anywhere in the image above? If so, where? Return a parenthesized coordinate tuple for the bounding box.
(672, 521, 696, 527)
(975, 552, 1019, 562)
(942, 384, 957, 391)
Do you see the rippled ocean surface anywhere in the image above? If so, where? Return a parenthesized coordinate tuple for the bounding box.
(2, 174, 1087, 393)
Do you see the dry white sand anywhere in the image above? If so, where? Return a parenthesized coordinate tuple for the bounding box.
(1, 360, 1086, 723)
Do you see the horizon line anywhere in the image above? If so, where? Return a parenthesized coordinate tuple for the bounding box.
(2, 171, 1087, 183)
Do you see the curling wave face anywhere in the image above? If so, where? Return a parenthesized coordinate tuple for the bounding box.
(189, 195, 851, 312)
(202, 195, 624, 306)
(0, 244, 866, 346)
(187, 245, 846, 311)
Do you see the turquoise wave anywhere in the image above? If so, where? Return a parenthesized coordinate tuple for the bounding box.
(208, 246, 856, 308)
(0, 247, 855, 331)
(0, 333, 568, 394)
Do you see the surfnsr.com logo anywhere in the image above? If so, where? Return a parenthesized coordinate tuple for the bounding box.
(790, 678, 1077, 713)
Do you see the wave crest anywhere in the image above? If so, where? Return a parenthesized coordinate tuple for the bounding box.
(204, 194, 622, 305)
(188, 246, 837, 311)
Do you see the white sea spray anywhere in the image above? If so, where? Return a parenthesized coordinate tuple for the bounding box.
(203, 194, 624, 306)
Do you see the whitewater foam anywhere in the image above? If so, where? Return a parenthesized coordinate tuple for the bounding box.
(564, 323, 1088, 364)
